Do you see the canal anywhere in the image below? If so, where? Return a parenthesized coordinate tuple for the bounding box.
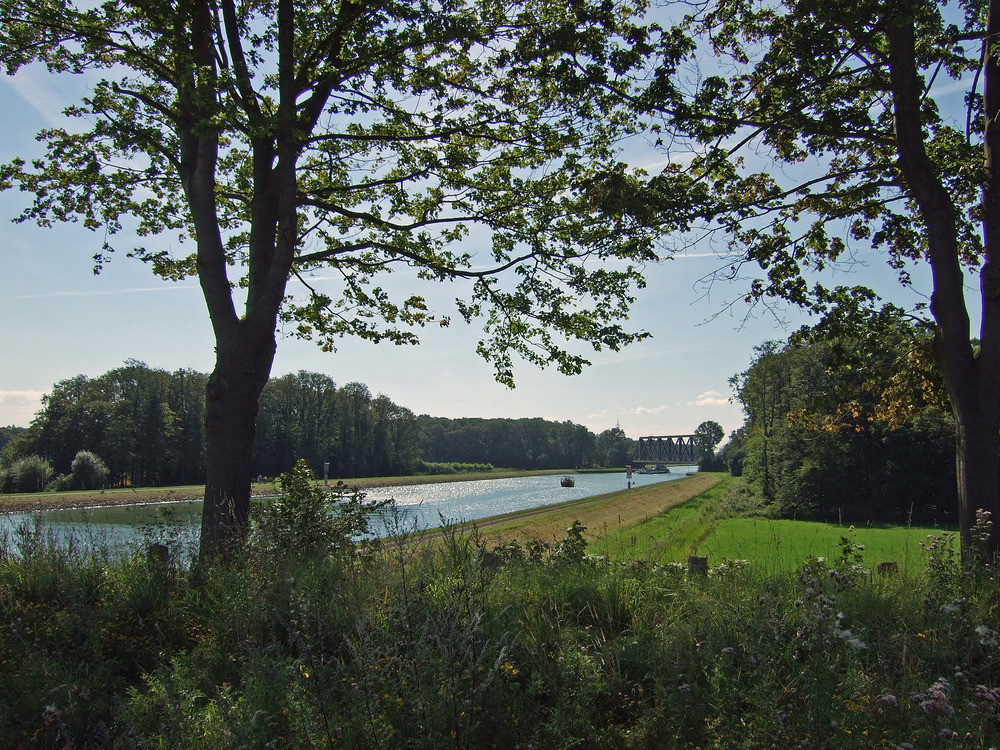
(0, 468, 695, 558)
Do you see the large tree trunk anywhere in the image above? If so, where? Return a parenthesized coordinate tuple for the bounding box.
(954, 398, 1000, 557)
(186, 2, 299, 560)
(887, 14, 1000, 562)
(198, 325, 278, 559)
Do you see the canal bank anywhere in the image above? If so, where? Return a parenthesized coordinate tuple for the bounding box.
(0, 468, 605, 513)
(414, 472, 723, 549)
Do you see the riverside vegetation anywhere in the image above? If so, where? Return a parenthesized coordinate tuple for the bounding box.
(2, 463, 998, 749)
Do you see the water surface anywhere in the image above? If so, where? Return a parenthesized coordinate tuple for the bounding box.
(1, 469, 695, 557)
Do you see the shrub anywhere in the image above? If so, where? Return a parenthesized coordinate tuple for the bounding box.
(48, 473, 72, 492)
(10, 454, 54, 492)
(415, 461, 495, 475)
(70, 450, 109, 490)
(250, 458, 387, 560)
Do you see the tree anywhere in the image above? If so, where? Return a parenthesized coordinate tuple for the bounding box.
(730, 328, 956, 522)
(1, 0, 668, 557)
(10, 454, 54, 493)
(70, 450, 109, 490)
(0, 426, 25, 455)
(693, 420, 724, 470)
(596, 425, 632, 468)
(638, 0, 1000, 559)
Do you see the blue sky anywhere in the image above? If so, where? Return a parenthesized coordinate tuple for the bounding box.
(0, 63, 945, 440)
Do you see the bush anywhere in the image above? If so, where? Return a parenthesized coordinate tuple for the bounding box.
(10, 454, 54, 492)
(416, 461, 495, 475)
(70, 450, 109, 490)
(250, 459, 387, 560)
(48, 474, 72, 492)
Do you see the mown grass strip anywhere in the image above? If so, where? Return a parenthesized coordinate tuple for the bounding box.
(451, 473, 724, 548)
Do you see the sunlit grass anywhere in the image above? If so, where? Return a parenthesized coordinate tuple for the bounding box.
(589, 476, 957, 576)
(702, 517, 949, 575)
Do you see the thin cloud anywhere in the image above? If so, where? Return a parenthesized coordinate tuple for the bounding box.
(17, 284, 200, 300)
(0, 390, 46, 404)
(631, 404, 670, 415)
(690, 390, 729, 407)
(0, 390, 46, 426)
(5, 69, 66, 129)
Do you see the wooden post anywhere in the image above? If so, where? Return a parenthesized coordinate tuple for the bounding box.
(877, 561, 899, 576)
(688, 555, 708, 577)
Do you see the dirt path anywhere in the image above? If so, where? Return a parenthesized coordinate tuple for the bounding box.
(410, 473, 723, 548)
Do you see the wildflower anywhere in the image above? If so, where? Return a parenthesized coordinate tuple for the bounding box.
(721, 647, 735, 655)
(976, 624, 1000, 646)
(879, 694, 898, 707)
(678, 684, 691, 693)
(973, 684, 1000, 711)
(917, 678, 955, 717)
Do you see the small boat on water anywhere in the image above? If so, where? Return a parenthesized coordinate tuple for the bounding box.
(560, 476, 575, 487)
(638, 464, 671, 474)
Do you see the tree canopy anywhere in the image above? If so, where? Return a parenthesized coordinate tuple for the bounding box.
(0, 0, 675, 556)
(729, 325, 957, 523)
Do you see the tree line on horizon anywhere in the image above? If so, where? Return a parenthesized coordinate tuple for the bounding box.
(0, 362, 639, 492)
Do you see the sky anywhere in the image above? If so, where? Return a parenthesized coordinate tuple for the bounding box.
(0, 61, 946, 442)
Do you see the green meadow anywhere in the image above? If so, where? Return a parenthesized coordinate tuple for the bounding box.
(590, 476, 956, 576)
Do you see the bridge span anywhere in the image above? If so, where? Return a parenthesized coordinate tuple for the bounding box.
(632, 435, 698, 465)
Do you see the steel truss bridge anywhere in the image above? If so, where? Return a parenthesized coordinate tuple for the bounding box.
(632, 435, 698, 465)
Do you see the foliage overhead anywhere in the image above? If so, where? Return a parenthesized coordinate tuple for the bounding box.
(0, 0, 675, 385)
(639, 0, 984, 312)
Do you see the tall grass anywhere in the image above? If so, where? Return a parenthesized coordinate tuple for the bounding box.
(1, 475, 998, 748)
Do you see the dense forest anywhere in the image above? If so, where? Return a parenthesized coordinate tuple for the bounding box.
(0, 363, 636, 492)
(722, 320, 958, 524)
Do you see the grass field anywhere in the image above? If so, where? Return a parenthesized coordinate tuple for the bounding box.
(699, 517, 949, 574)
(585, 475, 956, 574)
